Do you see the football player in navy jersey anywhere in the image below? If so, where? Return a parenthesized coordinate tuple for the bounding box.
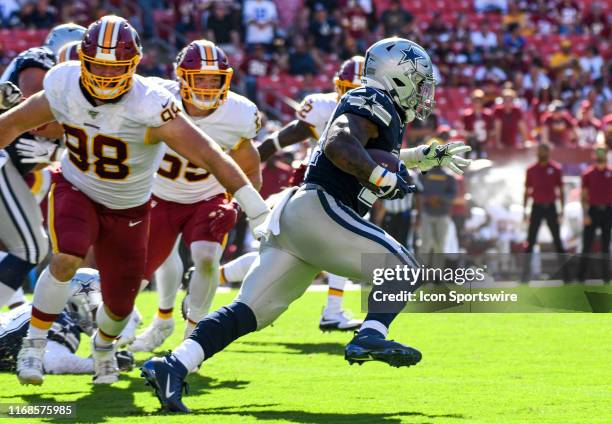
(0, 23, 85, 309)
(140, 37, 472, 413)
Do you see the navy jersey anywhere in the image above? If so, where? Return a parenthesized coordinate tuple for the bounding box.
(1, 47, 57, 176)
(0, 304, 82, 371)
(304, 86, 405, 215)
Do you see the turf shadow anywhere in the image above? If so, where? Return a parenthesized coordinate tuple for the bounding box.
(0, 390, 84, 399)
(188, 406, 466, 423)
(18, 372, 250, 423)
(232, 341, 346, 356)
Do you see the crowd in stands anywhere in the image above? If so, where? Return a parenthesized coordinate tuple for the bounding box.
(0, 0, 610, 154)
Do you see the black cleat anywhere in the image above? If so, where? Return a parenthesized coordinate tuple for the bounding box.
(345, 331, 422, 368)
(140, 355, 190, 413)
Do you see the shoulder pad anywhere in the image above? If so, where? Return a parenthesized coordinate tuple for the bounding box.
(338, 86, 396, 127)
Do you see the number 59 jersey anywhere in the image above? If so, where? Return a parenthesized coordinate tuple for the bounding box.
(43, 62, 181, 210)
(151, 78, 260, 204)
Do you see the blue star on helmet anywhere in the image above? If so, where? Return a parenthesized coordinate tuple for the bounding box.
(398, 46, 427, 70)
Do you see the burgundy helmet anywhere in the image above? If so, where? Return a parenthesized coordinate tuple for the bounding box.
(175, 39, 233, 110)
(57, 40, 80, 63)
(334, 55, 365, 96)
(79, 15, 142, 100)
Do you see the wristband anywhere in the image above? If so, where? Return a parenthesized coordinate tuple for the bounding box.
(368, 165, 396, 188)
(233, 185, 268, 220)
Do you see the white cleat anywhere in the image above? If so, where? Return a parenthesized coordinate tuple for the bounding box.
(128, 317, 175, 352)
(16, 338, 47, 385)
(319, 310, 363, 332)
(92, 342, 119, 385)
(116, 308, 142, 348)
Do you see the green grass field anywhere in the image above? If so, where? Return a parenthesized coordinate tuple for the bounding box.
(1, 289, 610, 423)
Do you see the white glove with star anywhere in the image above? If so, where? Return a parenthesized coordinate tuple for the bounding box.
(401, 140, 472, 175)
(15, 137, 64, 164)
(0, 81, 22, 111)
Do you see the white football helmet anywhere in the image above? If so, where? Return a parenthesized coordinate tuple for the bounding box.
(66, 268, 102, 336)
(363, 37, 435, 122)
(44, 23, 86, 58)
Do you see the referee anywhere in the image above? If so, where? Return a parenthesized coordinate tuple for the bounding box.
(578, 144, 611, 283)
(522, 143, 567, 282)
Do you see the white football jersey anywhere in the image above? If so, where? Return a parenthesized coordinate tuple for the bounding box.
(43, 62, 180, 209)
(151, 79, 260, 204)
(295, 92, 338, 140)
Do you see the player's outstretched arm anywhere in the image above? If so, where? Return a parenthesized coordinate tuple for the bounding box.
(0, 91, 55, 150)
(151, 114, 269, 230)
(229, 139, 262, 190)
(152, 113, 252, 194)
(258, 119, 313, 162)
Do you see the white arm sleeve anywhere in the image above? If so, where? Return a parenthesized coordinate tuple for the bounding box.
(43, 341, 93, 374)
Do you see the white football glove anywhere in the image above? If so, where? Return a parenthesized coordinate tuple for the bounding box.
(0, 81, 22, 110)
(412, 141, 472, 175)
(15, 137, 63, 164)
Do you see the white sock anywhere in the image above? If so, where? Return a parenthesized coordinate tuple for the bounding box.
(187, 241, 221, 323)
(359, 320, 389, 338)
(155, 240, 184, 310)
(27, 267, 72, 339)
(220, 251, 258, 284)
(324, 273, 347, 315)
(93, 330, 114, 349)
(96, 303, 130, 341)
(173, 338, 204, 373)
(27, 323, 51, 339)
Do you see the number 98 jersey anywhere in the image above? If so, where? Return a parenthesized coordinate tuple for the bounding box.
(43, 62, 180, 210)
(150, 78, 260, 204)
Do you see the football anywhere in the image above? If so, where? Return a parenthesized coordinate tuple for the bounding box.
(357, 149, 401, 190)
(366, 149, 400, 173)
